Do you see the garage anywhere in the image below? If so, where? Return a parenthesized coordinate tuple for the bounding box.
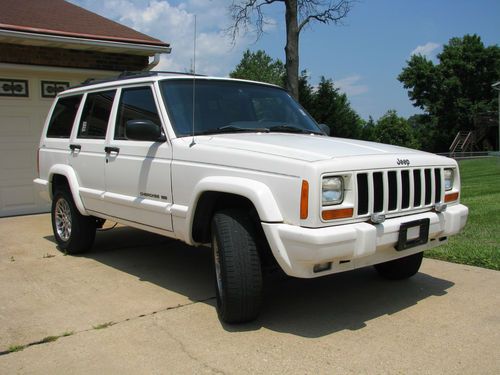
(0, 0, 170, 216)
(0, 66, 115, 216)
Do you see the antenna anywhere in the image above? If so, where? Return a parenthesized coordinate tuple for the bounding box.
(190, 15, 197, 147)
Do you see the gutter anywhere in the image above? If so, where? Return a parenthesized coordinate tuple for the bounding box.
(0, 29, 171, 55)
(145, 53, 161, 71)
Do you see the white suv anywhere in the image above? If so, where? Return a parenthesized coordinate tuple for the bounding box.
(35, 72, 468, 323)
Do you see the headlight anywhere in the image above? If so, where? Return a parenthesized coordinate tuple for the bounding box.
(322, 176, 344, 205)
(444, 168, 454, 191)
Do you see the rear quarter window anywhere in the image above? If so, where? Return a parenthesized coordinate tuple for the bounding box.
(46, 95, 83, 138)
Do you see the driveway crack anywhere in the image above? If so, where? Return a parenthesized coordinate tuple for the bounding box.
(0, 296, 215, 357)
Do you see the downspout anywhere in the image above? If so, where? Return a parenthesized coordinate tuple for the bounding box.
(145, 53, 161, 71)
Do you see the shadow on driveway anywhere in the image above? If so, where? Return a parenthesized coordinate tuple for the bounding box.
(47, 226, 454, 338)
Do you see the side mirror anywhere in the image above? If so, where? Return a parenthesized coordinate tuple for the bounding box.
(319, 123, 331, 136)
(125, 119, 165, 142)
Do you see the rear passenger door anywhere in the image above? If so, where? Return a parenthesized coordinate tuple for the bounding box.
(104, 85, 173, 231)
(69, 89, 116, 212)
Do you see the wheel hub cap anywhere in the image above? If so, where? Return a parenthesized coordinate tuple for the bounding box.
(55, 198, 72, 242)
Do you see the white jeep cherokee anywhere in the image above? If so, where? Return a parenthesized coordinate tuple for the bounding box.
(35, 72, 468, 323)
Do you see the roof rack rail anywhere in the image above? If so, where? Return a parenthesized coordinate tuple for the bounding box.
(119, 71, 206, 78)
(72, 70, 206, 89)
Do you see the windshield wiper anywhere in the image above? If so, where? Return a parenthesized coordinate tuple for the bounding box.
(196, 125, 270, 135)
(269, 125, 323, 135)
(218, 125, 270, 133)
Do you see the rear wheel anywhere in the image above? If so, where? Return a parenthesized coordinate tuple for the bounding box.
(51, 189, 96, 254)
(211, 209, 263, 323)
(374, 252, 423, 280)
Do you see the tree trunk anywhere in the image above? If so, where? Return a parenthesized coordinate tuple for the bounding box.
(284, 0, 299, 100)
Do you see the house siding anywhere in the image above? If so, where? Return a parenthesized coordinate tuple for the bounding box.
(0, 43, 148, 71)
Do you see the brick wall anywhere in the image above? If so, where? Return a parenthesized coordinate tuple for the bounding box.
(0, 43, 149, 71)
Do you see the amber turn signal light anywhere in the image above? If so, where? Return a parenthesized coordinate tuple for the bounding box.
(300, 180, 309, 219)
(444, 192, 459, 203)
(322, 207, 353, 220)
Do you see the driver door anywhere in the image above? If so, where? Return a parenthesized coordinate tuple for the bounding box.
(104, 85, 173, 231)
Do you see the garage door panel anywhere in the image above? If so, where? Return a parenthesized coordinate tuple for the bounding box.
(1, 185, 36, 208)
(0, 115, 32, 137)
(0, 144, 37, 172)
(0, 112, 45, 141)
(0, 171, 35, 185)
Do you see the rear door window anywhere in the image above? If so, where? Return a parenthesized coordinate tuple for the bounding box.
(46, 95, 83, 138)
(77, 90, 116, 139)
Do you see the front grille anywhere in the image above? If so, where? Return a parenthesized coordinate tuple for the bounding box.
(356, 168, 443, 216)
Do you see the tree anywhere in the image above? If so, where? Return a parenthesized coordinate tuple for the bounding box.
(374, 110, 420, 149)
(228, 0, 353, 100)
(298, 70, 314, 110)
(407, 114, 440, 152)
(399, 34, 500, 150)
(230, 49, 285, 86)
(305, 76, 363, 138)
(229, 55, 364, 138)
(361, 115, 376, 141)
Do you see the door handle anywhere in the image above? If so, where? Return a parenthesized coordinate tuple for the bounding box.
(104, 146, 120, 154)
(69, 144, 81, 151)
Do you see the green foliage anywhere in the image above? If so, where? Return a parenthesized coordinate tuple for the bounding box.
(361, 116, 376, 141)
(298, 70, 315, 111)
(299, 75, 363, 139)
(399, 34, 500, 151)
(40, 336, 59, 343)
(426, 158, 500, 270)
(93, 321, 114, 330)
(373, 110, 420, 149)
(229, 49, 285, 86)
(8, 344, 25, 353)
(407, 114, 442, 152)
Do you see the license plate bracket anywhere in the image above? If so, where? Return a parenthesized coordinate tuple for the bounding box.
(396, 218, 430, 251)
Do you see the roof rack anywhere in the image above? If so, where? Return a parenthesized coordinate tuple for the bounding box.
(119, 71, 206, 78)
(74, 71, 206, 89)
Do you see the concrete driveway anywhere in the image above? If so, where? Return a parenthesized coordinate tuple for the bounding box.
(0, 214, 499, 374)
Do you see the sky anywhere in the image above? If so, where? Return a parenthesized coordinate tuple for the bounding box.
(70, 0, 500, 121)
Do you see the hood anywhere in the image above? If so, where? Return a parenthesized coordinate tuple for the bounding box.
(194, 133, 427, 162)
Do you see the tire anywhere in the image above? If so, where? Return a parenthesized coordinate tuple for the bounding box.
(211, 209, 263, 323)
(51, 189, 96, 254)
(374, 252, 423, 280)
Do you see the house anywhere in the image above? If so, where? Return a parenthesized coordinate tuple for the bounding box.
(0, 0, 171, 216)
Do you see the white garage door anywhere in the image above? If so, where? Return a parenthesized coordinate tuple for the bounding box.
(0, 66, 114, 217)
(0, 77, 52, 216)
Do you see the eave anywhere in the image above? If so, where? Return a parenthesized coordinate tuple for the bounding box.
(0, 28, 171, 56)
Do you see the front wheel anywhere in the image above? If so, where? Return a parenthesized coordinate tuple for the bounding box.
(51, 189, 96, 254)
(374, 252, 423, 280)
(211, 209, 263, 323)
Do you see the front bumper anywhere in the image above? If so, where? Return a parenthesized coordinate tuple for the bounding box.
(262, 204, 468, 278)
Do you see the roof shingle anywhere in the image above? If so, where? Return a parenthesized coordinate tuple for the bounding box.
(0, 0, 169, 47)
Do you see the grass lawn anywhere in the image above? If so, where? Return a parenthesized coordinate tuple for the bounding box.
(425, 157, 500, 270)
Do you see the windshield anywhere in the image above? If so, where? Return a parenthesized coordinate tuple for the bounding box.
(159, 79, 322, 137)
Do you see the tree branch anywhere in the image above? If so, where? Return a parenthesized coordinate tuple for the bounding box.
(227, 0, 285, 42)
(298, 1, 352, 33)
